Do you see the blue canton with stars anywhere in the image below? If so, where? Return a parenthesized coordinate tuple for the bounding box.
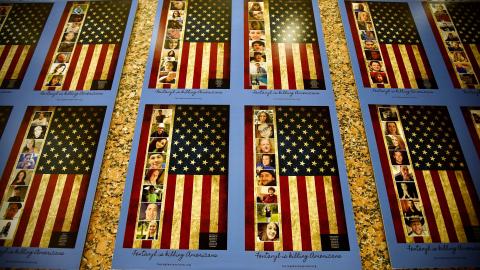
(169, 105, 229, 175)
(397, 105, 467, 170)
(276, 106, 338, 176)
(446, 2, 480, 44)
(0, 3, 52, 45)
(269, 0, 318, 43)
(184, 0, 231, 42)
(37, 107, 106, 174)
(78, 0, 131, 44)
(369, 2, 421, 44)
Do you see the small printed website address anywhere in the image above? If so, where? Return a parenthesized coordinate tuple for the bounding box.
(282, 265, 317, 268)
(156, 263, 192, 267)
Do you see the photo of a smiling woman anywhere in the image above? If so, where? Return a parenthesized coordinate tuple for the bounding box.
(257, 222, 279, 241)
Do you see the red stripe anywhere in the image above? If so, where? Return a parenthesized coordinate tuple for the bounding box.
(422, 2, 460, 88)
(177, 41, 190, 89)
(30, 174, 59, 247)
(35, 2, 72, 90)
(416, 46, 436, 88)
(414, 170, 441, 242)
(463, 108, 480, 159)
(299, 43, 310, 81)
(369, 105, 406, 242)
(271, 43, 281, 89)
(160, 174, 177, 249)
(464, 45, 480, 84)
(296, 176, 312, 251)
(264, 242, 274, 251)
(244, 107, 255, 250)
(331, 175, 347, 234)
(379, 44, 397, 88)
(209, 43, 218, 80)
(280, 175, 293, 250)
(0, 107, 34, 201)
(92, 44, 109, 81)
(346, 4, 369, 87)
(199, 175, 212, 233)
(430, 170, 458, 242)
(311, 43, 324, 82)
(179, 175, 194, 249)
(75, 45, 95, 90)
(52, 174, 75, 232)
(12, 174, 43, 246)
(16, 46, 35, 85)
(315, 176, 329, 235)
(460, 171, 480, 222)
(148, 0, 170, 88)
(69, 175, 90, 233)
(244, 0, 250, 89)
(223, 43, 230, 80)
(62, 44, 83, 90)
(446, 170, 472, 240)
(391, 44, 411, 89)
(123, 105, 153, 248)
(192, 42, 204, 89)
(0, 45, 12, 71)
(218, 175, 228, 233)
(141, 240, 152, 248)
(106, 44, 120, 82)
(405, 45, 422, 88)
(3, 45, 24, 81)
(285, 43, 296, 90)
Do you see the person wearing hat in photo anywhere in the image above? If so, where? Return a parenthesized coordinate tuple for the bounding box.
(150, 123, 168, 137)
(257, 169, 276, 186)
(407, 216, 426, 236)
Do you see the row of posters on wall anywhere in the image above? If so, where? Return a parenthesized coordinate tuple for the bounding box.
(0, 0, 478, 269)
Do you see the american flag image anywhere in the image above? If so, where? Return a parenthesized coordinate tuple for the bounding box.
(245, 0, 325, 90)
(424, 2, 480, 89)
(35, 1, 131, 91)
(245, 106, 349, 251)
(123, 105, 228, 250)
(347, 2, 437, 89)
(0, 106, 106, 248)
(0, 3, 52, 89)
(0, 106, 12, 139)
(462, 107, 480, 160)
(149, 0, 231, 89)
(370, 105, 480, 243)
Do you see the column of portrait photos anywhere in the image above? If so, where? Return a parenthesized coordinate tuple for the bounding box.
(247, 1, 268, 88)
(0, 110, 53, 242)
(463, 108, 480, 158)
(350, 2, 389, 88)
(425, 3, 479, 89)
(133, 108, 172, 243)
(252, 109, 281, 244)
(155, 1, 186, 88)
(40, 3, 89, 90)
(375, 106, 430, 240)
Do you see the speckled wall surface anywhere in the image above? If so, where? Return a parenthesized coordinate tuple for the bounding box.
(78, 1, 469, 269)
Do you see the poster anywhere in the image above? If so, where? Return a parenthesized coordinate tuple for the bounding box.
(0, 3, 52, 89)
(113, 0, 361, 269)
(340, 0, 480, 268)
(0, 0, 137, 268)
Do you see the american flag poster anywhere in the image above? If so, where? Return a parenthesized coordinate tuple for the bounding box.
(34, 0, 131, 91)
(0, 106, 106, 249)
(424, 2, 480, 89)
(0, 3, 52, 89)
(0, 106, 12, 139)
(148, 0, 231, 89)
(123, 105, 228, 250)
(462, 107, 480, 158)
(245, 106, 349, 251)
(370, 105, 480, 244)
(244, 0, 325, 90)
(346, 1, 437, 89)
